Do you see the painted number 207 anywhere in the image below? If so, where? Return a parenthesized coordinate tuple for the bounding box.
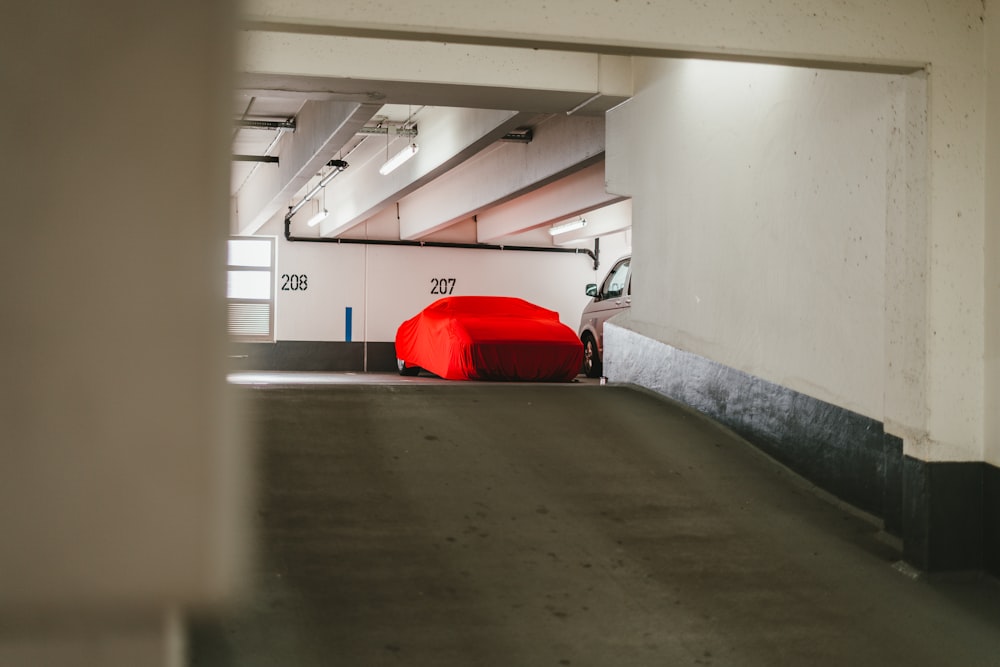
(430, 278, 456, 295)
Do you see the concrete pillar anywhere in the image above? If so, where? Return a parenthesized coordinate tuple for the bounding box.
(984, 0, 1000, 573)
(0, 2, 249, 664)
(985, 1, 1000, 470)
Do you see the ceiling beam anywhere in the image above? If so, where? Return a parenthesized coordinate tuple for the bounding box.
(237, 30, 631, 114)
(314, 107, 534, 237)
(396, 114, 606, 240)
(232, 99, 379, 235)
(475, 161, 626, 243)
(550, 199, 633, 245)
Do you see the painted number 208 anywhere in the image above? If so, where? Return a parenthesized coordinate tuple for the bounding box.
(281, 274, 308, 291)
(430, 278, 456, 295)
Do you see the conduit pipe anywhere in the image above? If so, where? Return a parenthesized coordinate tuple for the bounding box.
(232, 154, 279, 163)
(286, 160, 349, 220)
(235, 119, 296, 131)
(284, 214, 600, 270)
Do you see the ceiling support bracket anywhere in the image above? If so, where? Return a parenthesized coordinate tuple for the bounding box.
(357, 125, 418, 138)
(500, 128, 533, 143)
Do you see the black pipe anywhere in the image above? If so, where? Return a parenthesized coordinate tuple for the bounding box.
(232, 154, 279, 163)
(236, 119, 295, 131)
(284, 214, 600, 270)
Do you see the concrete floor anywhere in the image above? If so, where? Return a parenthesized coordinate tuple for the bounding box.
(189, 378, 1000, 666)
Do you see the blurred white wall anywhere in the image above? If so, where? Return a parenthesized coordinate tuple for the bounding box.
(0, 3, 249, 666)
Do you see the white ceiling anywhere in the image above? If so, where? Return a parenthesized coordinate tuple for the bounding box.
(230, 30, 635, 245)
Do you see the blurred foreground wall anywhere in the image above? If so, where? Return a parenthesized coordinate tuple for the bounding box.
(0, 3, 251, 666)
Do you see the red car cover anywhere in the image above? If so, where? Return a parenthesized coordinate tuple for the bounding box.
(395, 296, 584, 381)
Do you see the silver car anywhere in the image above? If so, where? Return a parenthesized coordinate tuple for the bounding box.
(578, 255, 631, 378)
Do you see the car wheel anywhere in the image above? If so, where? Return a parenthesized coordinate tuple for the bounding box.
(397, 358, 420, 376)
(581, 334, 602, 378)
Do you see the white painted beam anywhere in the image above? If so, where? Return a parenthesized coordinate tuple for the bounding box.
(238, 30, 632, 114)
(232, 99, 379, 235)
(476, 161, 625, 243)
(397, 114, 605, 240)
(315, 107, 533, 237)
(550, 199, 633, 245)
(240, 0, 928, 72)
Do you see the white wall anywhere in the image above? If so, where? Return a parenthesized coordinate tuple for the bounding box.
(607, 59, 894, 421)
(260, 216, 628, 344)
(364, 245, 600, 340)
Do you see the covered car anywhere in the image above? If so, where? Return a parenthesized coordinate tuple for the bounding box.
(395, 296, 584, 381)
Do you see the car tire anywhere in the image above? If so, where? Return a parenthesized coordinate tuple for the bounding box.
(397, 358, 420, 376)
(581, 334, 602, 378)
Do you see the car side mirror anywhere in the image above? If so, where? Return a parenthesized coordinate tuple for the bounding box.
(585, 283, 598, 298)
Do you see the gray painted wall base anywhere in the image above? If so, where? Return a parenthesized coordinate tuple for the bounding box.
(604, 323, 897, 520)
(604, 323, 1000, 576)
(230, 341, 397, 373)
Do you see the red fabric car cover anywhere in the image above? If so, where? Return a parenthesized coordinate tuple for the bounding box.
(395, 296, 584, 381)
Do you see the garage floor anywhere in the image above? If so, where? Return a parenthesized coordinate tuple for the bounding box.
(189, 378, 1000, 666)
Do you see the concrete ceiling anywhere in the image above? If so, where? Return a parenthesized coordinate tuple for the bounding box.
(230, 28, 635, 245)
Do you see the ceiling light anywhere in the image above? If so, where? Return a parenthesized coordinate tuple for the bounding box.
(379, 143, 419, 175)
(549, 218, 588, 236)
(307, 183, 330, 228)
(306, 207, 328, 228)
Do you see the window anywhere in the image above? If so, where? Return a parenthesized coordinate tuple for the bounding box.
(227, 237, 274, 341)
(600, 258, 630, 300)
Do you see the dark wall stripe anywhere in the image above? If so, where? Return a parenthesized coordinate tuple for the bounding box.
(985, 464, 1000, 577)
(606, 328, 896, 520)
(902, 458, 984, 572)
(882, 434, 904, 536)
(901, 456, 931, 568)
(230, 341, 398, 373)
(605, 326, 1000, 575)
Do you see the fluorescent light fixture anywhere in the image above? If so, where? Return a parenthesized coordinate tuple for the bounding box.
(379, 143, 419, 175)
(306, 208, 328, 228)
(549, 218, 587, 236)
